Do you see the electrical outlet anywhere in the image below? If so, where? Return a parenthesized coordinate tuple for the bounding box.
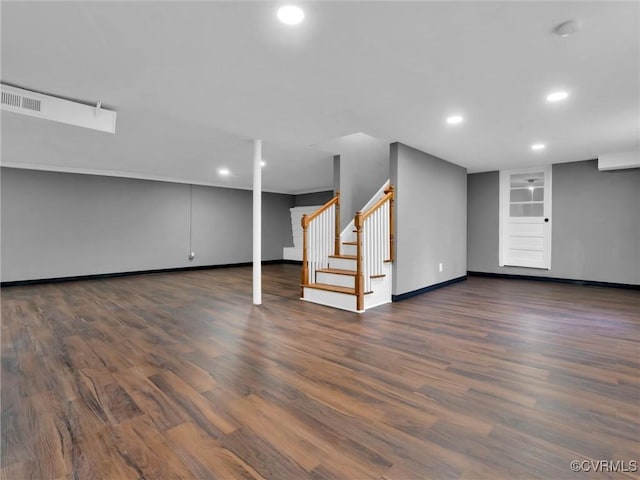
(438, 263, 443, 272)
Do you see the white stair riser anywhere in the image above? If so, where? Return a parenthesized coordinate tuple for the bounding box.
(329, 257, 357, 270)
(341, 244, 357, 256)
(302, 288, 360, 312)
(316, 272, 355, 288)
(364, 273, 392, 309)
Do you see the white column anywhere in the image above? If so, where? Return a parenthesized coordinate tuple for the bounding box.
(253, 139, 262, 305)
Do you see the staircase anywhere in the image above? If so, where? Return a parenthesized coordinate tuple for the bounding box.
(300, 183, 394, 313)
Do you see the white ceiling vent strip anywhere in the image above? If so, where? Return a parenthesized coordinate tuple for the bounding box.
(0, 84, 116, 134)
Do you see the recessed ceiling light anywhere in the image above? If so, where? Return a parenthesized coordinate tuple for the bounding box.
(261, 160, 266, 167)
(531, 143, 546, 151)
(277, 5, 304, 25)
(218, 168, 230, 176)
(547, 91, 568, 102)
(446, 115, 464, 125)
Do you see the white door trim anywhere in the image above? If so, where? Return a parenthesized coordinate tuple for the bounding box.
(499, 165, 552, 269)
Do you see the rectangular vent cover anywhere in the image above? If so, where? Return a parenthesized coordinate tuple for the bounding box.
(1, 84, 116, 134)
(1, 89, 43, 115)
(1, 91, 21, 108)
(22, 96, 41, 112)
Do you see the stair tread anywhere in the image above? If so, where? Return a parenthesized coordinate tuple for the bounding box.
(316, 268, 386, 280)
(303, 283, 356, 295)
(303, 283, 373, 295)
(316, 268, 357, 276)
(329, 254, 357, 260)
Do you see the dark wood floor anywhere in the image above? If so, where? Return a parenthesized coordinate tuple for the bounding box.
(1, 264, 639, 479)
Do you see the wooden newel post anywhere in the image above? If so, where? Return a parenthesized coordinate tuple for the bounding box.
(334, 192, 341, 256)
(301, 214, 309, 298)
(355, 211, 364, 311)
(386, 185, 395, 263)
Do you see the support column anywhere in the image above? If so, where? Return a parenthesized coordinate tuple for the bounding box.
(253, 139, 262, 305)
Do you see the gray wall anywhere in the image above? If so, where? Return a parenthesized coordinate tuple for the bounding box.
(1, 168, 294, 282)
(293, 190, 334, 207)
(390, 143, 467, 296)
(468, 160, 640, 285)
(325, 134, 389, 228)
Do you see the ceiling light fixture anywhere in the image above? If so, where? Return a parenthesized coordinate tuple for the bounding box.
(277, 5, 304, 25)
(546, 91, 568, 102)
(531, 143, 546, 151)
(554, 20, 579, 38)
(218, 168, 230, 176)
(261, 160, 266, 167)
(446, 115, 464, 125)
(528, 179, 535, 192)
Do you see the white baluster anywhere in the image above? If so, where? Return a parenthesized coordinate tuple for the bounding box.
(326, 208, 330, 268)
(325, 208, 329, 268)
(377, 206, 380, 270)
(372, 211, 376, 278)
(379, 208, 383, 275)
(308, 220, 312, 282)
(386, 202, 390, 261)
(363, 219, 367, 293)
(364, 219, 367, 293)
(378, 208, 382, 274)
(374, 209, 379, 277)
(369, 212, 372, 278)
(318, 215, 321, 274)
(364, 218, 371, 292)
(374, 213, 377, 280)
(326, 208, 330, 267)
(312, 220, 317, 282)
(383, 205, 386, 264)
(323, 209, 328, 269)
(371, 215, 375, 288)
(329, 205, 333, 261)
(368, 215, 372, 282)
(320, 211, 323, 270)
(384, 202, 388, 261)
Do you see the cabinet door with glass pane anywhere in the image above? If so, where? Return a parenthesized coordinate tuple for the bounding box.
(499, 166, 552, 269)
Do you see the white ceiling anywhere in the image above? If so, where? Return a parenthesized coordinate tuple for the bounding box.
(1, 1, 638, 194)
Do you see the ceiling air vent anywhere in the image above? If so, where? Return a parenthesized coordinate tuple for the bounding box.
(22, 96, 41, 112)
(1, 84, 116, 134)
(2, 91, 22, 108)
(2, 90, 42, 112)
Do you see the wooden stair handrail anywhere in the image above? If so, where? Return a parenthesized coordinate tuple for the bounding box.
(355, 185, 395, 310)
(359, 185, 394, 262)
(301, 192, 341, 297)
(362, 185, 394, 220)
(305, 193, 340, 223)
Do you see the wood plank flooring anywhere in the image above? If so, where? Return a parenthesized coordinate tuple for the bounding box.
(2, 264, 639, 479)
